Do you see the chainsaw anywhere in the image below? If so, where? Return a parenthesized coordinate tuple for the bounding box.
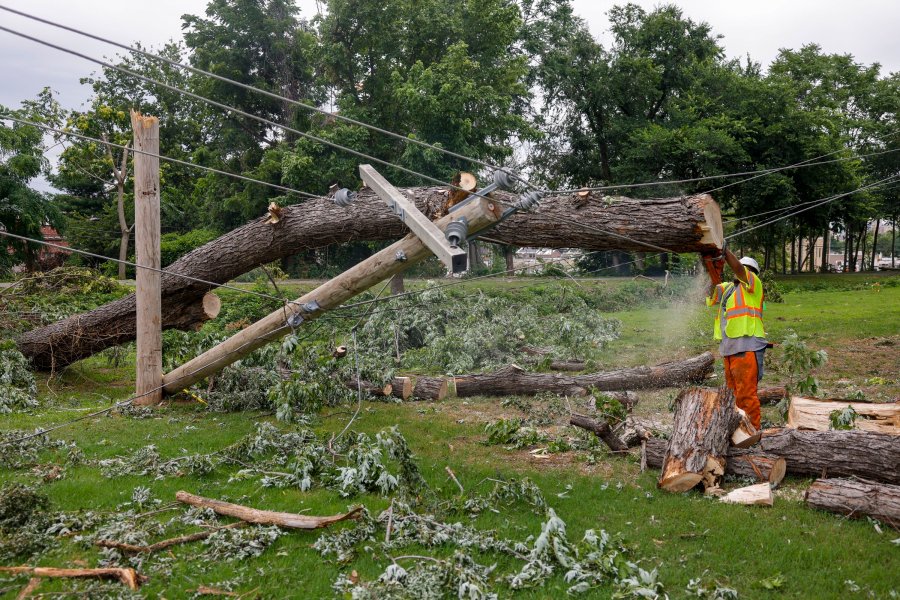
(701, 250, 726, 287)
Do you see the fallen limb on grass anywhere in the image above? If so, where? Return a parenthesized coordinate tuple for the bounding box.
(0, 567, 145, 590)
(644, 427, 899, 484)
(175, 491, 363, 529)
(95, 521, 247, 554)
(570, 413, 628, 452)
(720, 482, 774, 506)
(453, 353, 714, 398)
(805, 478, 900, 527)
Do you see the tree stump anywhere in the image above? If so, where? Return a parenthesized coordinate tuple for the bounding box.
(658, 387, 740, 493)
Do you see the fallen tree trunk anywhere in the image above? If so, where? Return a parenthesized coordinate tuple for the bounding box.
(411, 376, 449, 401)
(658, 387, 739, 493)
(174, 490, 362, 529)
(18, 191, 722, 369)
(391, 376, 413, 400)
(345, 379, 393, 397)
(570, 413, 629, 452)
(453, 353, 713, 398)
(644, 428, 900, 485)
(788, 397, 899, 434)
(805, 478, 900, 527)
(0, 567, 145, 590)
(643, 438, 787, 483)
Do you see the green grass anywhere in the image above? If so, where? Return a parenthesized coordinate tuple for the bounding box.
(1, 278, 898, 599)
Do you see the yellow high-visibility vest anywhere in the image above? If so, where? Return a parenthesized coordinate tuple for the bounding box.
(706, 272, 765, 340)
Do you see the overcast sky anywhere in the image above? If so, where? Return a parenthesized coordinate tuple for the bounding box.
(1, 0, 898, 113)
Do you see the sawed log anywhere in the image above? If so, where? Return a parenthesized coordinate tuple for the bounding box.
(453, 353, 714, 398)
(658, 387, 741, 493)
(175, 491, 362, 529)
(411, 376, 448, 400)
(720, 482, 774, 506)
(391, 376, 413, 400)
(18, 191, 723, 369)
(805, 478, 900, 527)
(643, 428, 900, 485)
(787, 397, 899, 434)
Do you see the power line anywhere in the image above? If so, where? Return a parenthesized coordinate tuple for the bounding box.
(551, 146, 900, 194)
(0, 113, 325, 202)
(0, 24, 514, 203)
(0, 3, 536, 187)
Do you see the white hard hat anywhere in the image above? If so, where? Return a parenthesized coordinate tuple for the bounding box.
(739, 256, 760, 273)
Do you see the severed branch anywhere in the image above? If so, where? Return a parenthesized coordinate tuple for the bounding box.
(0, 567, 146, 590)
(175, 491, 363, 529)
(95, 521, 247, 554)
(570, 413, 629, 453)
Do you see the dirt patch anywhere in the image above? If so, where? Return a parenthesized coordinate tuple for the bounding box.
(816, 335, 900, 401)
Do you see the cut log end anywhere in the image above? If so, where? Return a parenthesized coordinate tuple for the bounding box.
(659, 471, 704, 493)
(768, 457, 787, 486)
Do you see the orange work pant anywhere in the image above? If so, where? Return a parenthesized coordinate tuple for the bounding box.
(723, 351, 761, 429)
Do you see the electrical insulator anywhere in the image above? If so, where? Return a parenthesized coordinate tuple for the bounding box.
(515, 190, 543, 211)
(445, 218, 469, 247)
(492, 169, 515, 190)
(333, 188, 356, 207)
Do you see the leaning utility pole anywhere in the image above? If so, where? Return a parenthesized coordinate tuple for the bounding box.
(161, 165, 526, 395)
(131, 111, 162, 406)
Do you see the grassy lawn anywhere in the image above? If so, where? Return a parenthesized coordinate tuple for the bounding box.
(1, 276, 898, 599)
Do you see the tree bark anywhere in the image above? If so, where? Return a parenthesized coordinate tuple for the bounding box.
(871, 219, 880, 270)
(805, 478, 900, 527)
(345, 379, 393, 397)
(18, 191, 723, 369)
(390, 273, 405, 295)
(644, 428, 900, 484)
(821, 227, 829, 273)
(390, 376, 413, 400)
(452, 353, 713, 398)
(174, 491, 363, 529)
(758, 386, 787, 405)
(569, 413, 629, 452)
(411, 376, 448, 400)
(658, 387, 740, 493)
(504, 245, 515, 274)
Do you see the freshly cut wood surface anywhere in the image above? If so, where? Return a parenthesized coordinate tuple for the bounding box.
(18, 191, 723, 369)
(644, 428, 900, 484)
(787, 397, 899, 434)
(658, 387, 740, 493)
(720, 483, 774, 506)
(175, 491, 362, 529)
(643, 438, 787, 483)
(805, 478, 900, 525)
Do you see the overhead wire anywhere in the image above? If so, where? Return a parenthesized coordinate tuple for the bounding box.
(0, 114, 326, 201)
(0, 3, 539, 187)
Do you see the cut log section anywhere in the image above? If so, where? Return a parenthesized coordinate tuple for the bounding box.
(787, 397, 899, 434)
(0, 567, 145, 590)
(411, 376, 449, 400)
(658, 387, 740, 493)
(453, 353, 713, 398)
(174, 491, 362, 529)
(758, 386, 787, 405)
(345, 379, 393, 397)
(805, 478, 900, 526)
(391, 376, 413, 400)
(643, 438, 787, 483)
(731, 408, 761, 449)
(720, 483, 774, 507)
(644, 428, 900, 485)
(569, 413, 629, 453)
(18, 191, 723, 369)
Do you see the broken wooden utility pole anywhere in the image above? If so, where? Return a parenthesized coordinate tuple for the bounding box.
(162, 165, 509, 394)
(131, 111, 162, 406)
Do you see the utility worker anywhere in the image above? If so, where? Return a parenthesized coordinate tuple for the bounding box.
(705, 248, 767, 430)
